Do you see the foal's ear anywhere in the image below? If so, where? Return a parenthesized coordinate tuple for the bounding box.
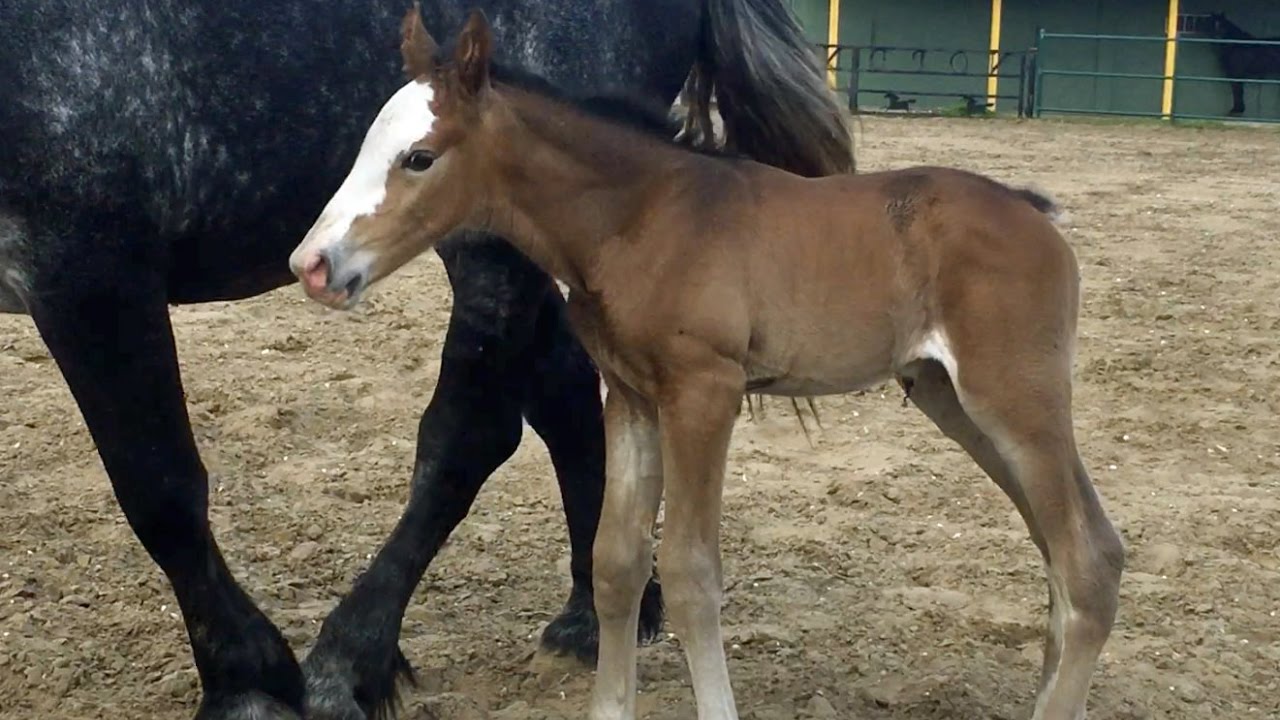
(454, 9, 493, 97)
(400, 2, 438, 80)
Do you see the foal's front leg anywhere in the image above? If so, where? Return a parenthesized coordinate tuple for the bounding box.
(589, 384, 663, 720)
(521, 287, 664, 661)
(655, 369, 744, 720)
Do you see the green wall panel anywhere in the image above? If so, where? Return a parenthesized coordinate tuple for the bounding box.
(789, 0, 830, 47)
(791, 0, 1280, 119)
(835, 0, 991, 111)
(1017, 0, 1168, 117)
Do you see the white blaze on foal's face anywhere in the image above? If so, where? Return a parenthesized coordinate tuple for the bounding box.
(290, 78, 437, 289)
(320, 79, 437, 240)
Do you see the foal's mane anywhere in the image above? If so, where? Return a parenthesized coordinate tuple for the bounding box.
(431, 50, 742, 162)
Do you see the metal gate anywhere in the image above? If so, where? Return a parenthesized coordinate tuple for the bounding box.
(819, 43, 1037, 118)
(1033, 28, 1280, 123)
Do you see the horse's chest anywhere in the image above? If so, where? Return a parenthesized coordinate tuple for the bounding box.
(565, 290, 652, 392)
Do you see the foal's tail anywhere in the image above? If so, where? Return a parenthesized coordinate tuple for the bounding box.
(687, 0, 855, 177)
(1014, 185, 1070, 227)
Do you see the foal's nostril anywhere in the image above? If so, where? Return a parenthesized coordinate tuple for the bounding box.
(343, 273, 364, 299)
(300, 251, 335, 296)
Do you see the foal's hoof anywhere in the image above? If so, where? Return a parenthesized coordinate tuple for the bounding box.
(195, 691, 303, 720)
(540, 577, 664, 664)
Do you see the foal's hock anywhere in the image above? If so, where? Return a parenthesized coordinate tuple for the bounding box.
(291, 7, 1125, 720)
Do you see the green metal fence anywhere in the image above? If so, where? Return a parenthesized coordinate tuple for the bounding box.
(1033, 30, 1280, 123)
(818, 43, 1035, 117)
(1169, 34, 1280, 122)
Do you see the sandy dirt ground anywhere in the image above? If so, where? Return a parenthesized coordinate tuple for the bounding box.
(2, 116, 1278, 720)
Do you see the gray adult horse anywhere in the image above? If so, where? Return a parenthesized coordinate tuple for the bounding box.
(0, 0, 854, 717)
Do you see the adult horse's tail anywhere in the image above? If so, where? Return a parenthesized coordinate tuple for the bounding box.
(686, 0, 855, 176)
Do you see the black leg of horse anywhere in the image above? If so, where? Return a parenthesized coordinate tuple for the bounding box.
(520, 276, 664, 663)
(1229, 80, 1246, 115)
(303, 236, 531, 720)
(27, 245, 303, 719)
(304, 235, 660, 720)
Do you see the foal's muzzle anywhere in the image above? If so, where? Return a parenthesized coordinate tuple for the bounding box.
(291, 245, 368, 309)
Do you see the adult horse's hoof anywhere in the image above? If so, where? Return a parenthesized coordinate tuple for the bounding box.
(195, 691, 303, 720)
(303, 665, 369, 720)
(302, 638, 414, 720)
(540, 577, 664, 664)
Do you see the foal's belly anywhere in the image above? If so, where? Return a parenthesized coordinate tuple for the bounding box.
(741, 237, 904, 398)
(743, 330, 897, 398)
(747, 372, 892, 398)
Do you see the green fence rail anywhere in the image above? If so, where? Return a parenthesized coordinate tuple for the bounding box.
(1033, 30, 1280, 123)
(818, 43, 1035, 117)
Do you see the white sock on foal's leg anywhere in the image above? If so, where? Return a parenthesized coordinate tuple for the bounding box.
(589, 394, 663, 720)
(656, 377, 741, 720)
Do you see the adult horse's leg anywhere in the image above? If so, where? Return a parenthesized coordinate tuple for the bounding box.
(25, 225, 304, 719)
(303, 235, 661, 720)
(1219, 51, 1248, 115)
(522, 277, 664, 662)
(1229, 78, 1246, 116)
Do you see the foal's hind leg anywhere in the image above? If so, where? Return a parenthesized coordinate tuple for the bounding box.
(902, 358, 1123, 720)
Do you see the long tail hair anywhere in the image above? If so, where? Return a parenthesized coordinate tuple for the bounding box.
(684, 0, 855, 177)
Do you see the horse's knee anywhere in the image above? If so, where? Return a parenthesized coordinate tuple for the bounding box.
(414, 384, 524, 474)
(1068, 514, 1124, 625)
(1042, 472, 1124, 651)
(655, 545, 720, 623)
(1066, 465, 1124, 587)
(1092, 513, 1125, 580)
(592, 530, 652, 620)
(114, 466, 213, 569)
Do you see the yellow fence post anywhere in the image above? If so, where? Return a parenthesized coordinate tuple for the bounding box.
(1162, 0, 1180, 119)
(827, 0, 841, 89)
(987, 0, 1003, 111)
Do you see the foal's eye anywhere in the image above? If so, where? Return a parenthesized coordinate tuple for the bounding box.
(402, 150, 436, 172)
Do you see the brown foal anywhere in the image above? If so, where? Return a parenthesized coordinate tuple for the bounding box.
(290, 8, 1125, 720)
